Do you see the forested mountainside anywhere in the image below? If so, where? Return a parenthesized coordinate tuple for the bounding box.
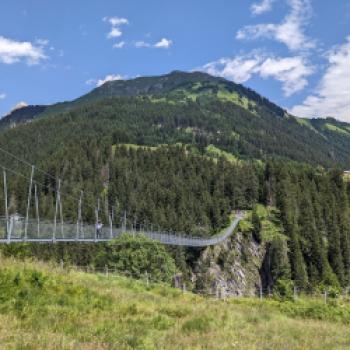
(1, 70, 350, 292)
(1, 142, 350, 290)
(1, 71, 350, 168)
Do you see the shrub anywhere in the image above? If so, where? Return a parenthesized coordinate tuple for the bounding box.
(94, 233, 176, 283)
(274, 279, 294, 300)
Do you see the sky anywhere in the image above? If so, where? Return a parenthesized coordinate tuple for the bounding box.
(1, 0, 350, 121)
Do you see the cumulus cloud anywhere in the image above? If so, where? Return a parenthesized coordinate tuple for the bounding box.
(237, 0, 314, 52)
(251, 0, 275, 15)
(0, 93, 6, 99)
(202, 52, 314, 96)
(103, 16, 129, 40)
(154, 38, 173, 49)
(0, 36, 47, 65)
(291, 37, 350, 121)
(86, 74, 124, 87)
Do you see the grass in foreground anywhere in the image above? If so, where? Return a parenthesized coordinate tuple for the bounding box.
(0, 257, 350, 349)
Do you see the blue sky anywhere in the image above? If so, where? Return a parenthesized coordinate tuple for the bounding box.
(1, 0, 350, 121)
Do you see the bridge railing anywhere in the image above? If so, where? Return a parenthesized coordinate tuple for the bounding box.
(0, 213, 244, 246)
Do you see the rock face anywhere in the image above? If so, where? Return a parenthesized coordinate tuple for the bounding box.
(193, 231, 266, 297)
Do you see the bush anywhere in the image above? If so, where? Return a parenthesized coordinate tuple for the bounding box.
(94, 233, 176, 283)
(274, 279, 294, 300)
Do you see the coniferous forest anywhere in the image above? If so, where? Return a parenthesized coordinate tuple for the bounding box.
(1, 71, 350, 293)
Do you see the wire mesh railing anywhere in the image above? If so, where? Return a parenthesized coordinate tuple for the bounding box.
(0, 213, 244, 246)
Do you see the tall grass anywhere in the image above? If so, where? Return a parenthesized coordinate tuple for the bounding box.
(0, 256, 350, 349)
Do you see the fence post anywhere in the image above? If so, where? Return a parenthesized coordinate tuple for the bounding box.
(105, 265, 109, 277)
(324, 290, 328, 305)
(145, 271, 149, 287)
(293, 286, 298, 301)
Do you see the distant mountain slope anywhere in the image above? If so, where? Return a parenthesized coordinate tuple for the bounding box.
(1, 71, 350, 167)
(0, 105, 47, 130)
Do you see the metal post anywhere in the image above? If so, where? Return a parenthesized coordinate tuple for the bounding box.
(34, 184, 40, 238)
(95, 208, 98, 242)
(53, 179, 61, 242)
(77, 191, 83, 240)
(25, 165, 35, 240)
(59, 187, 64, 238)
(3, 169, 9, 242)
(124, 211, 127, 232)
(109, 213, 113, 239)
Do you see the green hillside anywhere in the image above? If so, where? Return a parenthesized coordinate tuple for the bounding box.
(1, 256, 350, 350)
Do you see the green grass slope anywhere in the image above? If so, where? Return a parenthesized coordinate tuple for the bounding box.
(1, 256, 350, 350)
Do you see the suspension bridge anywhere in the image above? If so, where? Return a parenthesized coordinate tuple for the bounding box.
(0, 146, 244, 247)
(0, 213, 243, 246)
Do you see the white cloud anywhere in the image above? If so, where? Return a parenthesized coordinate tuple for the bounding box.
(251, 0, 275, 15)
(104, 17, 129, 27)
(134, 38, 173, 49)
(237, 0, 314, 51)
(291, 37, 350, 121)
(103, 16, 129, 40)
(113, 41, 125, 49)
(0, 93, 6, 99)
(0, 36, 47, 65)
(11, 101, 28, 112)
(135, 41, 151, 48)
(35, 38, 49, 46)
(107, 27, 122, 39)
(154, 38, 173, 49)
(201, 52, 314, 96)
(86, 74, 124, 87)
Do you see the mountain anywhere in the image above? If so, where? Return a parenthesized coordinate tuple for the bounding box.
(1, 70, 350, 168)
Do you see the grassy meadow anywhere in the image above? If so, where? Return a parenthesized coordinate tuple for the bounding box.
(0, 256, 350, 349)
